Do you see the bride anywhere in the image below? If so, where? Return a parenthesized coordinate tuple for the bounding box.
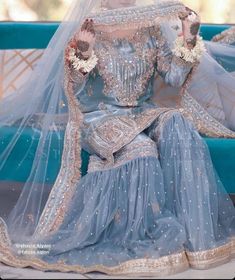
(0, 0, 234, 277)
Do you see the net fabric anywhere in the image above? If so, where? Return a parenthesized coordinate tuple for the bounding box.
(151, 21, 235, 133)
(0, 0, 186, 245)
(0, 0, 97, 241)
(0, 0, 233, 242)
(0, 0, 234, 276)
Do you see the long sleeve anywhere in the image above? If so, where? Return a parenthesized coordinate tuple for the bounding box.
(156, 26, 194, 88)
(67, 67, 90, 97)
(64, 51, 95, 98)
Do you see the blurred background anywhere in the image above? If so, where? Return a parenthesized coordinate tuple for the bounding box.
(0, 0, 235, 23)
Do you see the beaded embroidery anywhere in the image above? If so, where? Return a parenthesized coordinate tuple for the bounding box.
(95, 27, 159, 106)
(89, 1, 185, 31)
(34, 65, 84, 237)
(0, 216, 234, 276)
(85, 107, 170, 163)
(180, 92, 235, 138)
(212, 27, 235, 45)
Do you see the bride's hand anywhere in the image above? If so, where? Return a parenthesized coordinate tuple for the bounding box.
(179, 7, 201, 50)
(65, 19, 96, 76)
(75, 19, 96, 60)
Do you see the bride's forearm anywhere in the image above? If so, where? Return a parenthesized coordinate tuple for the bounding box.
(179, 7, 201, 50)
(64, 19, 97, 88)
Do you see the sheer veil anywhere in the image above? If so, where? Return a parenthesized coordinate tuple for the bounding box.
(0, 0, 98, 242)
(0, 0, 235, 247)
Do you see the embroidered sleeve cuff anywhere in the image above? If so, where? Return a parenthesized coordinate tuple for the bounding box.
(68, 67, 89, 84)
(171, 55, 194, 69)
(212, 27, 235, 45)
(172, 36, 206, 64)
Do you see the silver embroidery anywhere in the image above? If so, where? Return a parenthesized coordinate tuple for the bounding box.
(212, 27, 235, 45)
(88, 136, 158, 172)
(95, 27, 159, 106)
(34, 65, 84, 237)
(180, 92, 235, 138)
(85, 107, 170, 163)
(89, 1, 184, 28)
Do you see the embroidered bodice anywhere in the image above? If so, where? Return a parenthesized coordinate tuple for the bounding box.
(94, 27, 159, 106)
(75, 2, 195, 112)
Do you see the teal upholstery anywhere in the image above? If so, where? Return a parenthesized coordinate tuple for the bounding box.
(0, 22, 59, 50)
(0, 22, 232, 49)
(0, 129, 235, 194)
(205, 138, 235, 194)
(0, 22, 235, 194)
(0, 127, 90, 183)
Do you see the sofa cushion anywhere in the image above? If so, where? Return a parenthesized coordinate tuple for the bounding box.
(0, 126, 234, 194)
(0, 127, 90, 184)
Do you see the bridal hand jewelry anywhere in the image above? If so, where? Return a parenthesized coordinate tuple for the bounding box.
(65, 19, 98, 75)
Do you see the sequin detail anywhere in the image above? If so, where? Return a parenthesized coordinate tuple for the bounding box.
(89, 1, 185, 32)
(0, 219, 234, 276)
(95, 27, 159, 106)
(180, 92, 235, 138)
(212, 27, 235, 45)
(34, 65, 84, 237)
(85, 108, 170, 162)
(186, 242, 233, 269)
(88, 137, 158, 172)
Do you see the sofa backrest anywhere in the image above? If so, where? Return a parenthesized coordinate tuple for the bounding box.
(0, 23, 231, 98)
(0, 21, 233, 104)
(0, 22, 231, 49)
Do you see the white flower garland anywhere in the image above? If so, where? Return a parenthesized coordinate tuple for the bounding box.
(68, 49, 98, 73)
(172, 35, 206, 63)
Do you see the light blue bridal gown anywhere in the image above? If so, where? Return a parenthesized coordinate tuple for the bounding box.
(2, 16, 234, 276)
(28, 23, 235, 274)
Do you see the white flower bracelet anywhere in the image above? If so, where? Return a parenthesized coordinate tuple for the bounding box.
(68, 48, 98, 73)
(172, 35, 206, 64)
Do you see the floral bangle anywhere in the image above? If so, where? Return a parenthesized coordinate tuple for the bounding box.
(68, 48, 98, 73)
(172, 35, 206, 64)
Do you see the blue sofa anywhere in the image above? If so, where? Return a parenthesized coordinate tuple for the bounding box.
(0, 22, 235, 195)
